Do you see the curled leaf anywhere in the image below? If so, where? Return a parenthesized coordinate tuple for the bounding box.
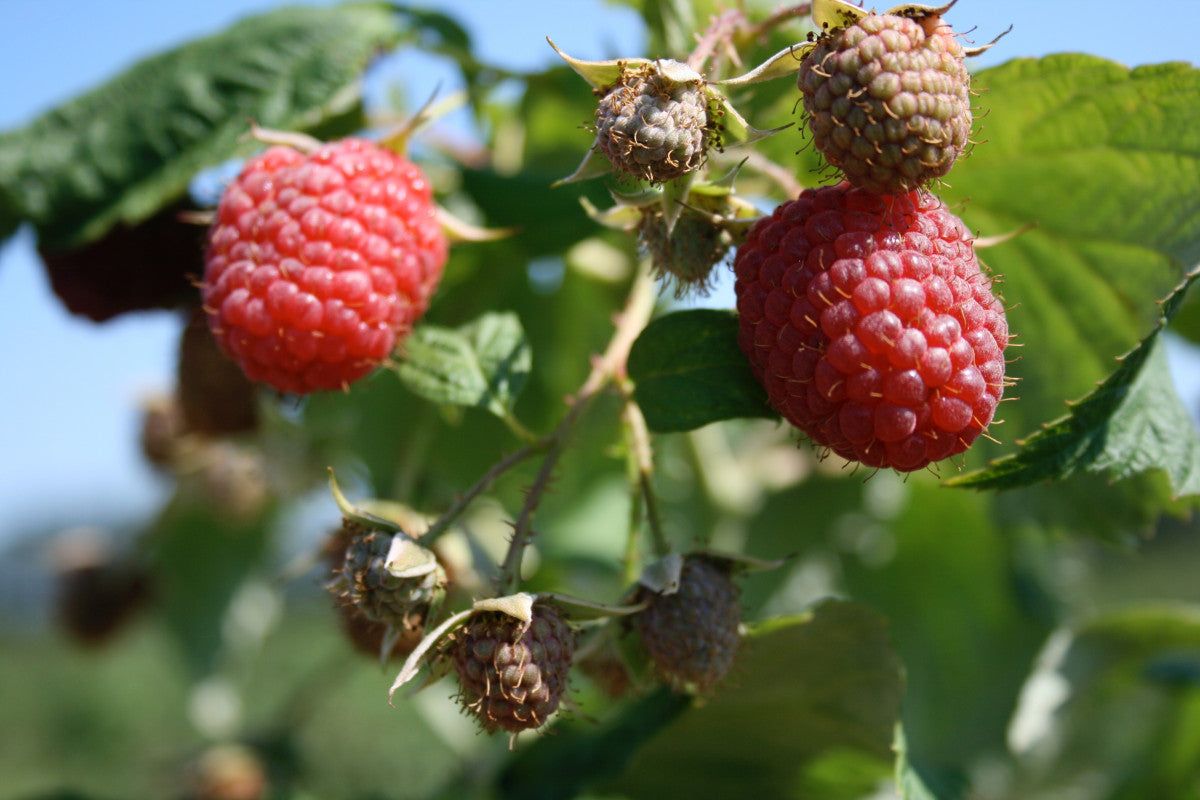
(389, 607, 474, 701)
(327, 469, 403, 534)
(539, 592, 647, 620)
(473, 591, 536, 623)
(384, 536, 441, 580)
(638, 553, 685, 595)
(718, 44, 811, 87)
(547, 38, 643, 89)
(711, 92, 792, 146)
(555, 147, 617, 187)
(813, 0, 870, 30)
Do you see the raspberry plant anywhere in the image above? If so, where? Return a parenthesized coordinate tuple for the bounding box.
(3, 1, 1200, 799)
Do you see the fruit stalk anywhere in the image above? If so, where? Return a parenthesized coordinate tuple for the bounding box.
(498, 264, 657, 593)
(420, 441, 547, 546)
(621, 389, 668, 577)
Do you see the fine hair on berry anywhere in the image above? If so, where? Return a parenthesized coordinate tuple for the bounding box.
(798, 8, 973, 194)
(202, 137, 448, 395)
(735, 183, 1008, 472)
(594, 61, 710, 184)
(452, 604, 575, 734)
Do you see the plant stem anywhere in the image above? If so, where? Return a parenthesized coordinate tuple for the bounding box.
(497, 265, 658, 594)
(621, 389, 669, 559)
(501, 409, 541, 446)
(740, 3, 812, 43)
(420, 440, 547, 546)
(620, 402, 645, 585)
(687, 9, 746, 72)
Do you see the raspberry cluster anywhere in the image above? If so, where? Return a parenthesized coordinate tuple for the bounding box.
(638, 206, 733, 294)
(329, 522, 442, 632)
(202, 138, 447, 394)
(736, 184, 1007, 471)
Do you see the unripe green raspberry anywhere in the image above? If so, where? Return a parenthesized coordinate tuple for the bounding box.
(638, 208, 733, 295)
(595, 61, 711, 183)
(799, 9, 971, 193)
(635, 556, 741, 693)
(453, 604, 575, 733)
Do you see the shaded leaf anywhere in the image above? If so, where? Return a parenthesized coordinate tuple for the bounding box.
(149, 491, 273, 676)
(1008, 604, 1200, 800)
(607, 599, 904, 799)
(498, 688, 692, 800)
(948, 268, 1200, 495)
(833, 478, 1051, 769)
(896, 725, 942, 800)
(459, 168, 608, 258)
(628, 309, 777, 432)
(0, 3, 405, 248)
(396, 311, 531, 418)
(993, 469, 1193, 543)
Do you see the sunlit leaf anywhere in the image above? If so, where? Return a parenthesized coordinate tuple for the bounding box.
(0, 3, 406, 248)
(948, 268, 1200, 496)
(940, 56, 1200, 459)
(396, 311, 531, 418)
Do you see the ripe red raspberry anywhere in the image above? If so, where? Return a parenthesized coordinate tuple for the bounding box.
(734, 183, 1008, 472)
(202, 138, 447, 394)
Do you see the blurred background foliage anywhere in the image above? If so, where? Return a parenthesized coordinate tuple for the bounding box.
(2, 1, 1200, 799)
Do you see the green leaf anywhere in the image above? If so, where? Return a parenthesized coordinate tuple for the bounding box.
(503, 601, 904, 800)
(498, 689, 692, 800)
(460, 167, 608, 258)
(937, 56, 1200, 461)
(1007, 604, 1200, 800)
(947, 268, 1200, 495)
(896, 726, 942, 800)
(628, 309, 778, 432)
(0, 2, 405, 248)
(606, 599, 904, 799)
(396, 311, 531, 418)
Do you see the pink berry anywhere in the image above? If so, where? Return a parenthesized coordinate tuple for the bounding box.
(734, 183, 1007, 472)
(202, 138, 447, 394)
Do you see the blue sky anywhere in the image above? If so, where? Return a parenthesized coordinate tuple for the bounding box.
(0, 0, 1197, 545)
